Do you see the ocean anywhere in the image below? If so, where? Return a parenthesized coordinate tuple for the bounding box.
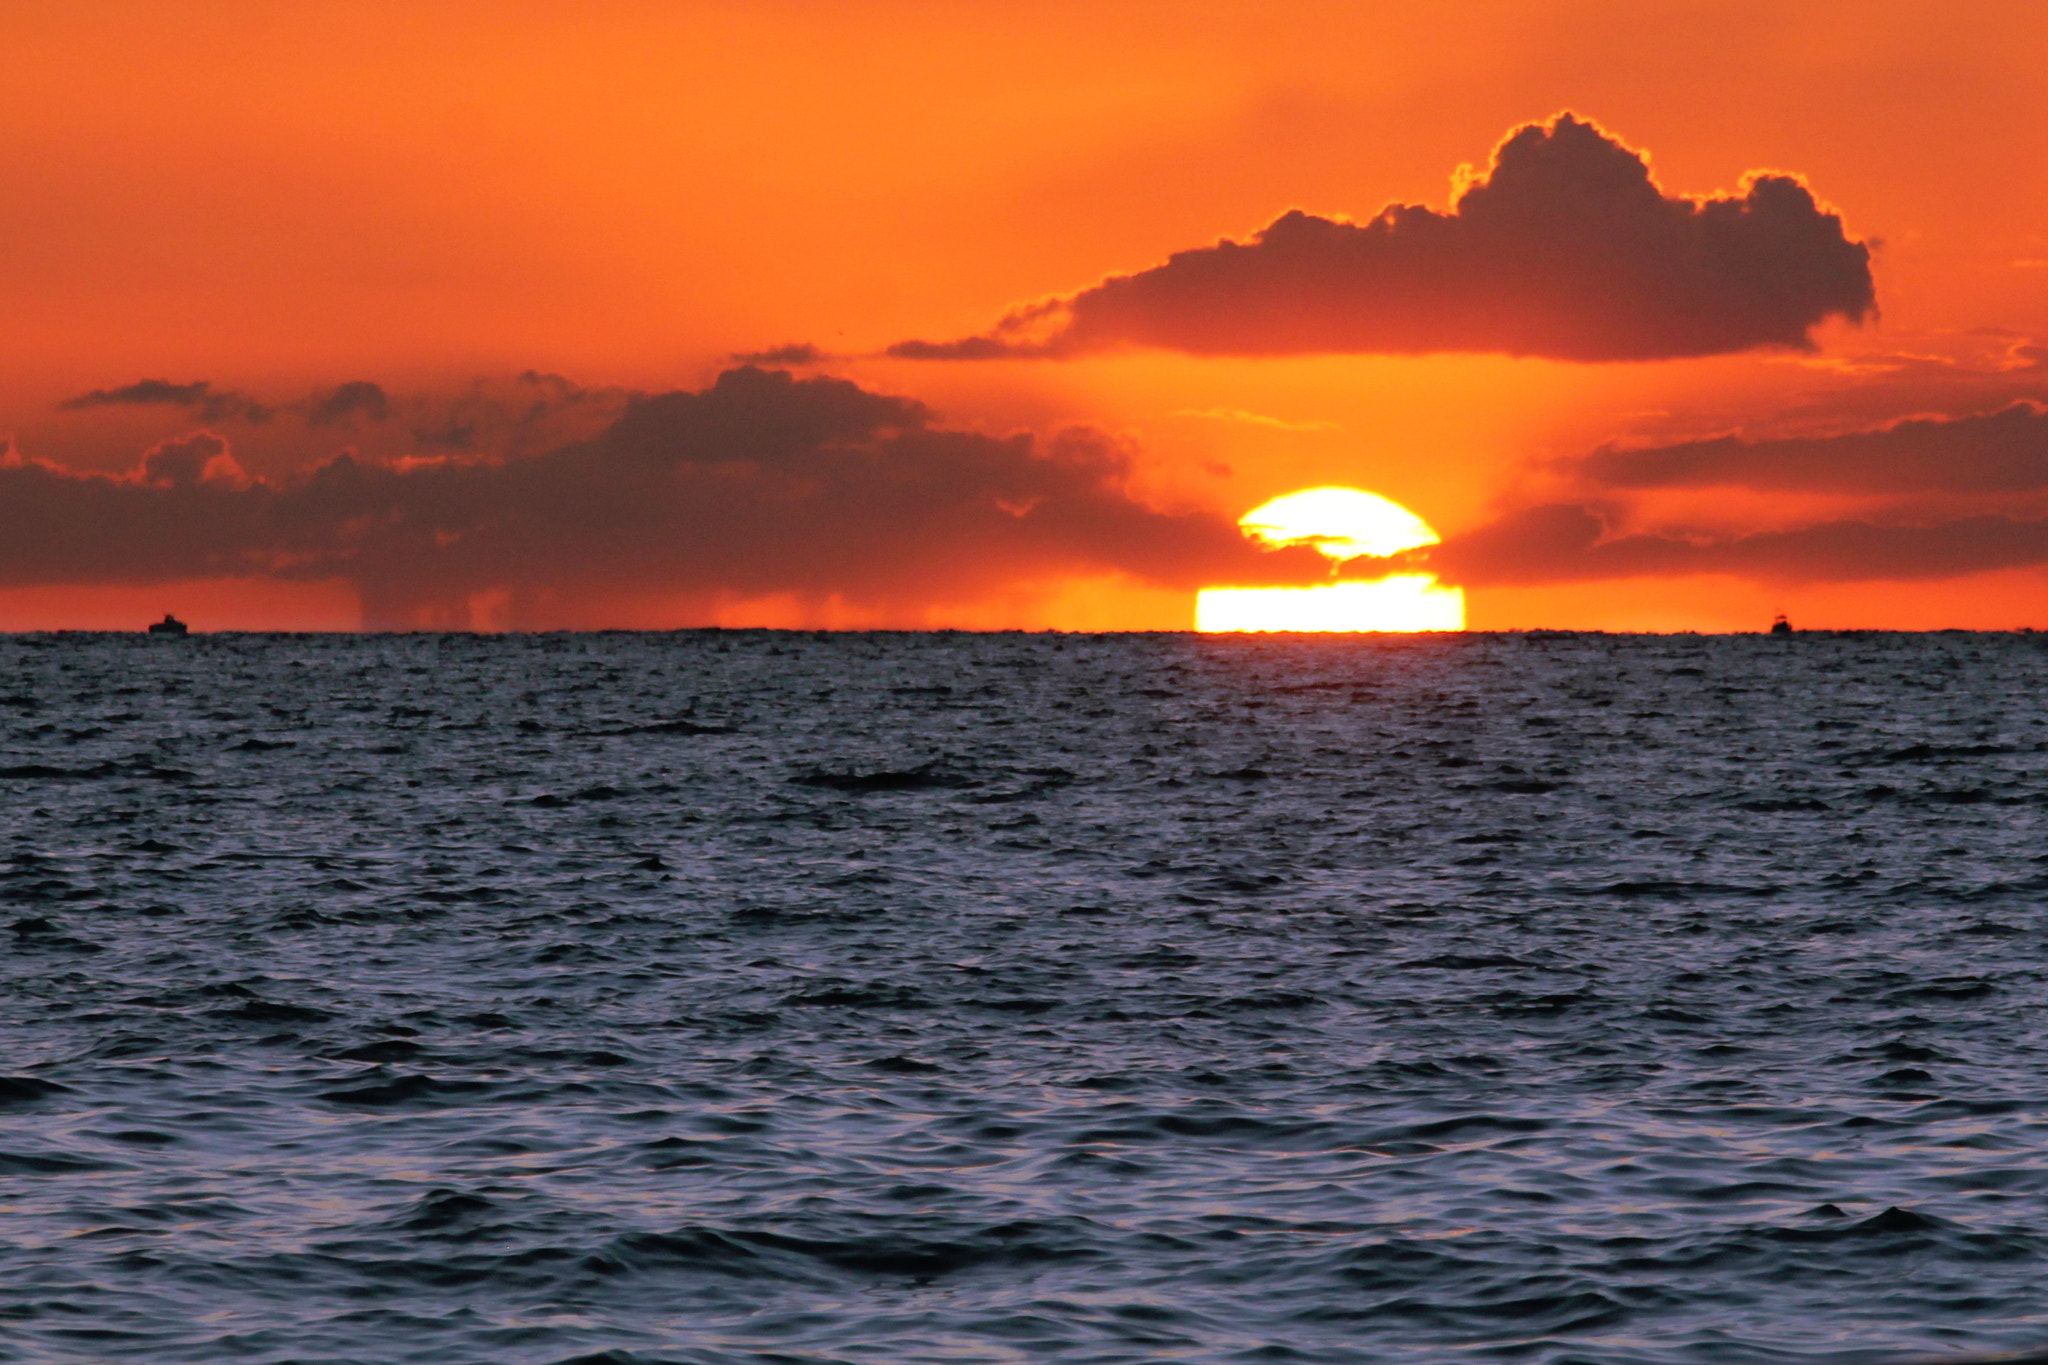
(5, 628, 2048, 1365)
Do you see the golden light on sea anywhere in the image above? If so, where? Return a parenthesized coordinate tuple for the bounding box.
(1196, 487, 1465, 632)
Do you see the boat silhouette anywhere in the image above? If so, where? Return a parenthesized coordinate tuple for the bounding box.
(147, 613, 189, 636)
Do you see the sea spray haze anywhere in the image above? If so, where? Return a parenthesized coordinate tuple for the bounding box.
(5, 629, 2048, 1364)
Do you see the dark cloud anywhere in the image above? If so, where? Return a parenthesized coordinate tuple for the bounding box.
(138, 432, 246, 489)
(412, 422, 478, 451)
(890, 114, 1874, 364)
(516, 370, 594, 402)
(730, 343, 828, 365)
(1581, 402, 2048, 493)
(889, 336, 1017, 362)
(306, 381, 391, 427)
(397, 372, 620, 461)
(1413, 502, 2048, 586)
(58, 379, 272, 423)
(60, 379, 212, 410)
(0, 436, 272, 586)
(0, 367, 1324, 627)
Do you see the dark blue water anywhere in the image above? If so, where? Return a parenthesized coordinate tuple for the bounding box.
(6, 629, 2048, 1365)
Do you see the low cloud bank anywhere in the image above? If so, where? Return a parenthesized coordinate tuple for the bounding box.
(1583, 402, 2048, 493)
(1401, 399, 2048, 589)
(1412, 503, 2048, 587)
(891, 114, 1874, 364)
(2, 367, 1323, 628)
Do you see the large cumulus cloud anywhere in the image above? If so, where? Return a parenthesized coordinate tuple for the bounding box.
(891, 114, 1874, 364)
(0, 367, 1323, 628)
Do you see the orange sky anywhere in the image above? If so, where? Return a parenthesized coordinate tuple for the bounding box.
(5, 1, 2048, 631)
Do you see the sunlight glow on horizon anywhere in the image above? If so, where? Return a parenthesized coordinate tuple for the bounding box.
(1196, 575, 1466, 632)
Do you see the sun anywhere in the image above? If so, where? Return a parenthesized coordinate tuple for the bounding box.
(1239, 487, 1440, 560)
(1196, 486, 1465, 632)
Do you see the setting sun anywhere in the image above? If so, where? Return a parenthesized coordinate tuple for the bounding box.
(1240, 487, 1441, 560)
(1196, 487, 1466, 632)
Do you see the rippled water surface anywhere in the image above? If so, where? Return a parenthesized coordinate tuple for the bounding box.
(8, 630, 2048, 1365)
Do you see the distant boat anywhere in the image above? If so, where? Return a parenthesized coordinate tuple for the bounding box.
(1769, 613, 1794, 635)
(147, 614, 189, 636)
